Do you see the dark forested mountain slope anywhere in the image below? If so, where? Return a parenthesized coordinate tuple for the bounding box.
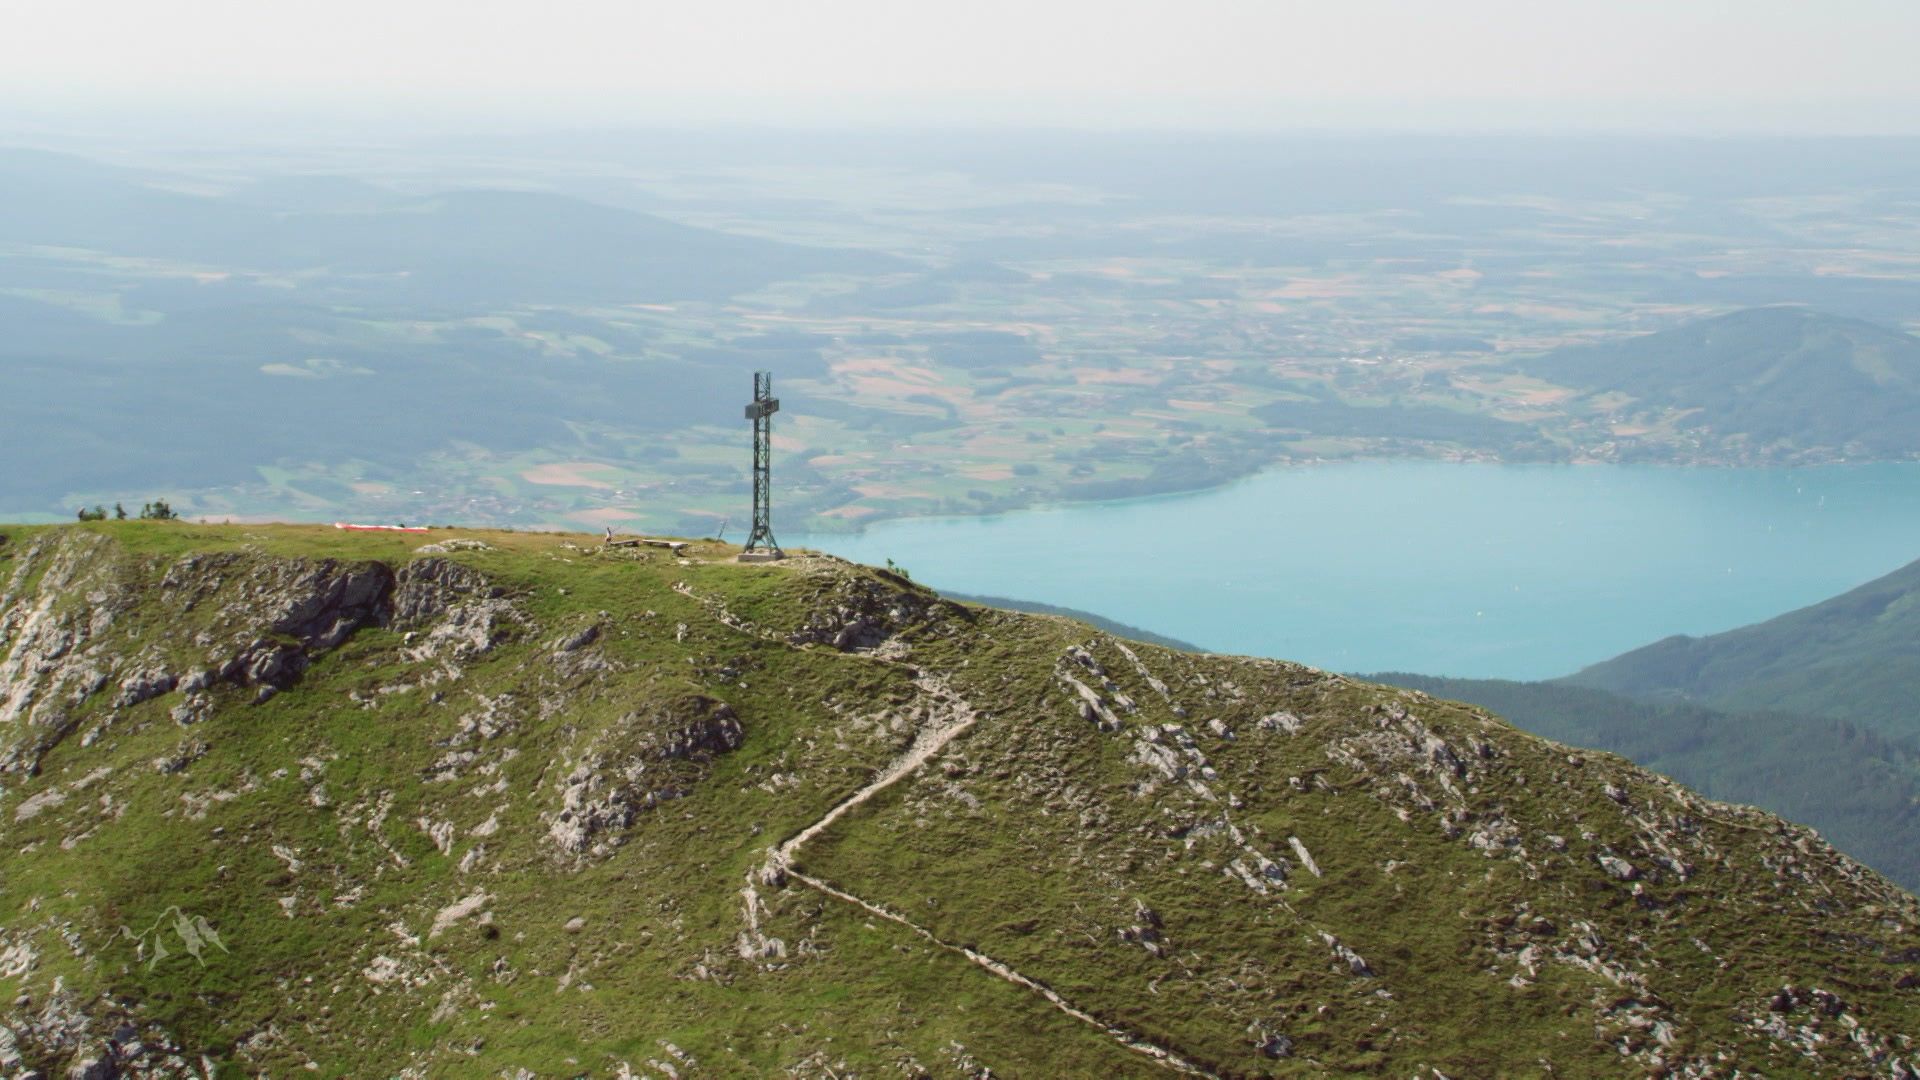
(1564, 554, 1920, 740)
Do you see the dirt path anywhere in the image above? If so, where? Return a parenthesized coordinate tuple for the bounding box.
(757, 673, 1221, 1078)
(769, 674, 978, 872)
(787, 866, 1219, 1077)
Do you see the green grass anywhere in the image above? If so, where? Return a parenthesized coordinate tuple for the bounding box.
(1, 522, 1917, 1076)
(1371, 673, 1920, 890)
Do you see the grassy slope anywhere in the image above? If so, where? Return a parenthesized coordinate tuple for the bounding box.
(1564, 554, 1920, 741)
(1368, 674, 1920, 891)
(1, 523, 1917, 1077)
(0, 524, 1138, 1077)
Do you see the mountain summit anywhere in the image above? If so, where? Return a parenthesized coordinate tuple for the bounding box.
(2, 524, 1917, 1077)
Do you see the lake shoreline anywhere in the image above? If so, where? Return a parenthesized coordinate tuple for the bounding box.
(788, 448, 1920, 539)
(789, 460, 1920, 680)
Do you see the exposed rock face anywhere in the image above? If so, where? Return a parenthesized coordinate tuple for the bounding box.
(785, 565, 965, 652)
(553, 624, 599, 653)
(257, 560, 393, 650)
(547, 695, 744, 856)
(112, 667, 176, 710)
(156, 554, 397, 695)
(0, 980, 194, 1080)
(0, 540, 129, 775)
(66, 1041, 116, 1080)
(395, 559, 524, 663)
(639, 695, 746, 763)
(389, 557, 485, 623)
(0, 535, 527, 779)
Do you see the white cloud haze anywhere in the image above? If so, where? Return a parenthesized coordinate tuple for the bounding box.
(4, 0, 1918, 133)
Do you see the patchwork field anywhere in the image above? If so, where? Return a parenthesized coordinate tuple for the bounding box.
(5, 136, 1920, 532)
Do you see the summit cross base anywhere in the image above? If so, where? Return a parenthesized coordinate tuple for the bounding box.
(739, 370, 785, 562)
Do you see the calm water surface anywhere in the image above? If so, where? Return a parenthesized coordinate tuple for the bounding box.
(789, 462, 1920, 680)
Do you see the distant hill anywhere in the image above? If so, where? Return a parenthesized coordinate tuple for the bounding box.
(0, 296, 829, 499)
(1370, 673, 1920, 891)
(0, 149, 908, 506)
(1563, 554, 1920, 741)
(0, 149, 901, 306)
(1522, 306, 1920, 455)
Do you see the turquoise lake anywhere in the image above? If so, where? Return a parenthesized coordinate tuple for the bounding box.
(789, 462, 1920, 680)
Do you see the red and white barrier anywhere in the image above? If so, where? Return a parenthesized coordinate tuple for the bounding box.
(333, 522, 431, 534)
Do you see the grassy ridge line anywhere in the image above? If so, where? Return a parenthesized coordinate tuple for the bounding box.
(0, 522, 1154, 1076)
(946, 591, 1205, 652)
(3, 522, 1919, 1077)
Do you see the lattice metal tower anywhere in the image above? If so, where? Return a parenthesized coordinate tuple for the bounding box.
(742, 371, 783, 556)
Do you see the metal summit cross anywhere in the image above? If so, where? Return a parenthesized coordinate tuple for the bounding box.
(740, 371, 784, 560)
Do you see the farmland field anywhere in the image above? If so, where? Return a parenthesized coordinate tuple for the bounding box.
(4, 134, 1919, 532)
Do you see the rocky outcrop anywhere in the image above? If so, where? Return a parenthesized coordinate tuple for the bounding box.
(785, 565, 966, 652)
(0, 533, 123, 773)
(0, 983, 193, 1080)
(547, 695, 744, 856)
(206, 559, 393, 699)
(393, 559, 523, 662)
(637, 695, 745, 763)
(0, 535, 528, 778)
(256, 559, 393, 650)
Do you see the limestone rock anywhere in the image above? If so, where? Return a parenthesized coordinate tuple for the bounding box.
(65, 1042, 115, 1080)
(546, 696, 744, 856)
(111, 668, 175, 709)
(784, 569, 963, 652)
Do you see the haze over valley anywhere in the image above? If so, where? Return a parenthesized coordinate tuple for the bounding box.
(6, 135, 1920, 540)
(7, 2, 1920, 1076)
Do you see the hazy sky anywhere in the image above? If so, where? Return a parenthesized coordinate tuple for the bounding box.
(6, 0, 1919, 133)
